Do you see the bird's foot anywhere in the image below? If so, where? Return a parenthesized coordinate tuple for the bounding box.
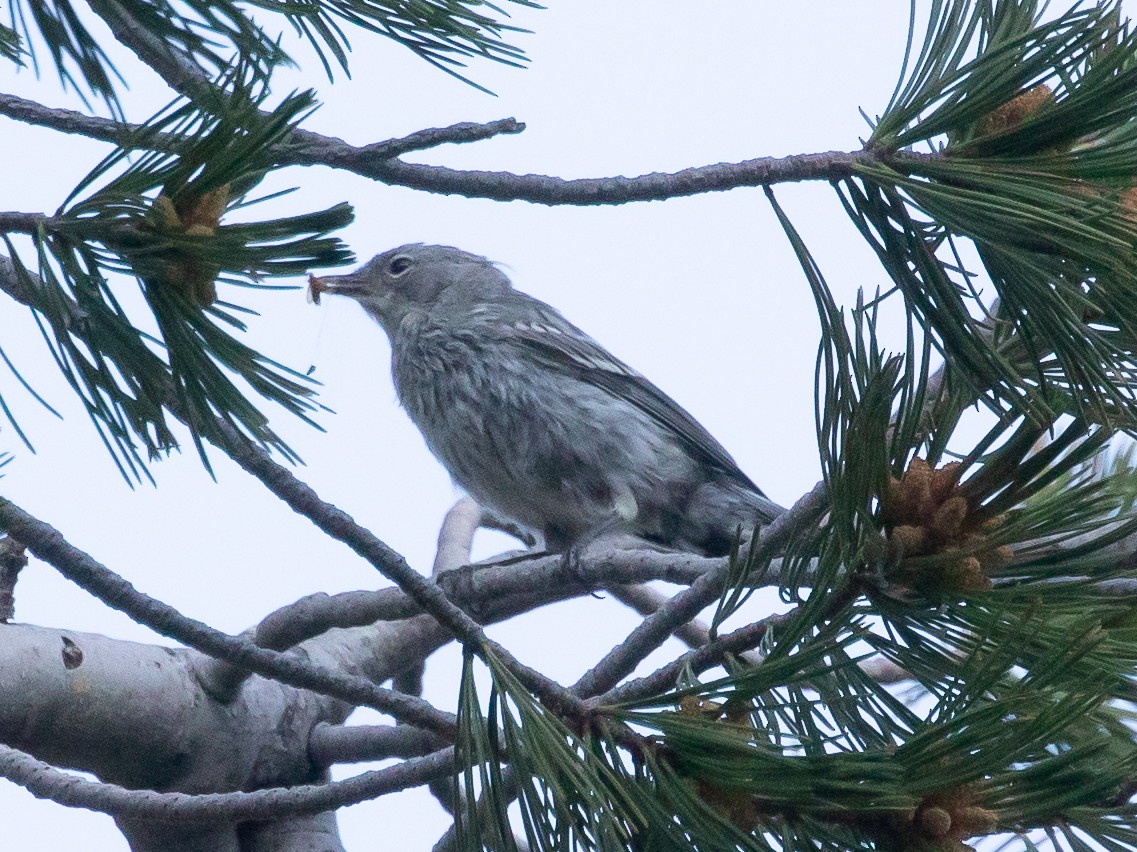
(559, 544, 604, 599)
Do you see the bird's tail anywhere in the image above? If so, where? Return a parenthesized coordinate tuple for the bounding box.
(678, 481, 786, 557)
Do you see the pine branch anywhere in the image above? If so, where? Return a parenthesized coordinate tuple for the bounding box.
(0, 79, 356, 478)
(0, 89, 879, 202)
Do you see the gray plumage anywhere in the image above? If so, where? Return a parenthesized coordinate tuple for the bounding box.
(317, 243, 783, 556)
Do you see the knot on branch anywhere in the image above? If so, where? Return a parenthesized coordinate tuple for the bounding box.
(880, 458, 1011, 599)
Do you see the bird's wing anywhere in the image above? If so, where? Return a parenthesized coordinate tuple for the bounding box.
(501, 298, 765, 495)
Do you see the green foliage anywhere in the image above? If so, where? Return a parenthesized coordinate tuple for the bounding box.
(7, 74, 353, 478)
(6, 1, 286, 112)
(456, 649, 644, 851)
(0, 23, 21, 64)
(459, 552, 1137, 850)
(825, 0, 1137, 429)
(2, 0, 537, 106)
(253, 0, 540, 89)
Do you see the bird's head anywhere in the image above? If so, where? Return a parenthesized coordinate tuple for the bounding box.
(310, 243, 512, 335)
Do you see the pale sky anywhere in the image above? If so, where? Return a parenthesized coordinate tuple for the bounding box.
(0, 3, 916, 848)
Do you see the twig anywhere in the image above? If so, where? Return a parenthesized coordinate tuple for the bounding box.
(176, 547, 787, 662)
(595, 613, 795, 707)
(0, 212, 51, 232)
(317, 150, 871, 205)
(0, 498, 457, 737)
(0, 94, 128, 142)
(607, 583, 762, 666)
(0, 741, 455, 822)
(432, 498, 483, 577)
(572, 481, 828, 697)
(478, 506, 540, 548)
(358, 119, 526, 160)
(859, 657, 911, 685)
(0, 92, 524, 173)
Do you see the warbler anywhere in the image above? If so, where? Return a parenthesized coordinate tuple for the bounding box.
(313, 244, 782, 555)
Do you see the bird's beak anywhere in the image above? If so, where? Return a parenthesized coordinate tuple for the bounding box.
(307, 272, 366, 305)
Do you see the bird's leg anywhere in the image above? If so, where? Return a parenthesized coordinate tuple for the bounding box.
(555, 516, 647, 598)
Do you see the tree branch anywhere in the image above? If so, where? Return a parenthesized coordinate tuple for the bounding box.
(358, 119, 526, 160)
(87, 0, 214, 99)
(0, 535, 25, 622)
(0, 92, 523, 172)
(0, 91, 926, 206)
(296, 146, 872, 205)
(199, 546, 739, 654)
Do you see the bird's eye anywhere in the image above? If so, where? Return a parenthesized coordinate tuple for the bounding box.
(388, 255, 413, 277)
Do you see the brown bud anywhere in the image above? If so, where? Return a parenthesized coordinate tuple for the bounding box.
(917, 805, 953, 838)
(954, 806, 997, 836)
(991, 545, 1014, 567)
(929, 461, 963, 503)
(179, 184, 230, 230)
(974, 83, 1055, 137)
(150, 194, 181, 229)
(890, 524, 928, 555)
(897, 457, 934, 519)
(193, 278, 218, 307)
(932, 496, 969, 539)
(954, 556, 991, 592)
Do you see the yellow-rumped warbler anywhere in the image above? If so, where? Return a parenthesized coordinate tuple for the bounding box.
(313, 244, 782, 555)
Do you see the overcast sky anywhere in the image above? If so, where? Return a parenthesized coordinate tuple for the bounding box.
(0, 3, 919, 848)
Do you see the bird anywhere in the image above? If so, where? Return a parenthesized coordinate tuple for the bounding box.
(311, 244, 783, 556)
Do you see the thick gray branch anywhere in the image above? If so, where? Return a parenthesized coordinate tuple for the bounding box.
(0, 497, 457, 737)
